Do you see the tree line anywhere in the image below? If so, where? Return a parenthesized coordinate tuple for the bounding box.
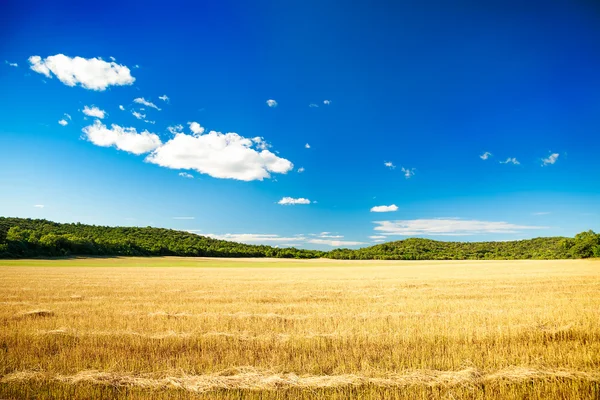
(0, 217, 598, 260)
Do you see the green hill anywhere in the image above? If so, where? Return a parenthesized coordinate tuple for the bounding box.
(0, 217, 598, 260)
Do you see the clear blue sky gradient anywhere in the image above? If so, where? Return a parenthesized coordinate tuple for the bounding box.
(1, 0, 599, 248)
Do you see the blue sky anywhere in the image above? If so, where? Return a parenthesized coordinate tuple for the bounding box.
(1, 0, 599, 249)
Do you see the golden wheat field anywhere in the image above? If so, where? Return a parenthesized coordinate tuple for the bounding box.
(0, 257, 599, 399)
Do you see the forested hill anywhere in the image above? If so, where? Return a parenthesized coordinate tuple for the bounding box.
(0, 217, 598, 260)
(0, 217, 323, 259)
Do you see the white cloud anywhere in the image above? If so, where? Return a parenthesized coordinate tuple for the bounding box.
(305, 143, 311, 149)
(384, 161, 395, 169)
(319, 234, 343, 238)
(58, 119, 68, 126)
(500, 157, 520, 165)
(373, 239, 385, 243)
(133, 97, 160, 110)
(158, 95, 169, 102)
(323, 100, 331, 105)
(28, 54, 135, 90)
(532, 212, 551, 216)
(369, 235, 386, 239)
(6, 61, 18, 67)
(401, 167, 415, 178)
(188, 122, 205, 135)
(370, 204, 398, 213)
(266, 99, 278, 107)
(178, 172, 194, 179)
(173, 217, 195, 220)
(168, 125, 184, 135)
(297, 167, 305, 173)
(252, 137, 270, 150)
(82, 120, 162, 155)
(132, 111, 146, 120)
(309, 103, 319, 108)
(307, 238, 365, 247)
(83, 105, 106, 119)
(119, 105, 125, 111)
(146, 130, 293, 181)
(33, 204, 45, 208)
(542, 153, 559, 166)
(144, 120, 155, 124)
(373, 218, 547, 236)
(109, 56, 116, 61)
(64, 113, 71, 120)
(480, 151, 492, 160)
(207, 233, 302, 244)
(278, 197, 311, 205)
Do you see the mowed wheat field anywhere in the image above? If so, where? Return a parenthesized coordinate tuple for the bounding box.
(0, 258, 599, 399)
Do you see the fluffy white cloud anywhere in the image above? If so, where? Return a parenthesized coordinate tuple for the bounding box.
(133, 97, 160, 110)
(132, 111, 145, 120)
(305, 143, 311, 149)
(373, 218, 546, 236)
(323, 100, 331, 105)
(297, 167, 305, 173)
(119, 105, 125, 111)
(168, 125, 184, 135)
(401, 167, 415, 178)
(384, 161, 395, 169)
(28, 54, 135, 90)
(188, 122, 205, 135)
(58, 119, 68, 126)
(500, 157, 520, 165)
(480, 151, 492, 160)
(278, 197, 311, 205)
(82, 120, 161, 155)
(207, 233, 302, 244)
(158, 95, 169, 102)
(309, 103, 319, 108)
(307, 238, 365, 247)
(252, 137, 270, 150)
(33, 204, 45, 208)
(266, 99, 278, 107)
(178, 172, 193, 179)
(83, 105, 106, 119)
(542, 153, 559, 166)
(146, 130, 293, 181)
(370, 204, 398, 213)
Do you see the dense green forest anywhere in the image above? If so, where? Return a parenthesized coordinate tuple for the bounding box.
(0, 217, 599, 260)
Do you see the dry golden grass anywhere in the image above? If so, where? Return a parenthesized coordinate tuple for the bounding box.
(0, 257, 599, 399)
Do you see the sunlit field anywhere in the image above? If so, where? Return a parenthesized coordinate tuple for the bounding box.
(1, 257, 599, 399)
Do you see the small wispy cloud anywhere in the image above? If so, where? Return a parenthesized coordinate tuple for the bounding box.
(266, 99, 277, 107)
(370, 204, 398, 213)
(83, 106, 106, 119)
(309, 103, 319, 108)
(132, 111, 145, 120)
(297, 167, 305, 173)
(64, 113, 71, 120)
(278, 197, 311, 205)
(384, 161, 395, 169)
(133, 97, 160, 110)
(500, 157, 520, 165)
(33, 204, 45, 208)
(5, 60, 18, 67)
(307, 238, 365, 247)
(119, 105, 125, 111)
(305, 143, 311, 149)
(373, 218, 546, 236)
(542, 153, 559, 166)
(167, 125, 183, 135)
(178, 172, 193, 179)
(158, 95, 169, 102)
(480, 151, 492, 160)
(58, 119, 68, 126)
(532, 212, 551, 216)
(401, 167, 415, 178)
(172, 216, 195, 220)
(323, 100, 331, 105)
